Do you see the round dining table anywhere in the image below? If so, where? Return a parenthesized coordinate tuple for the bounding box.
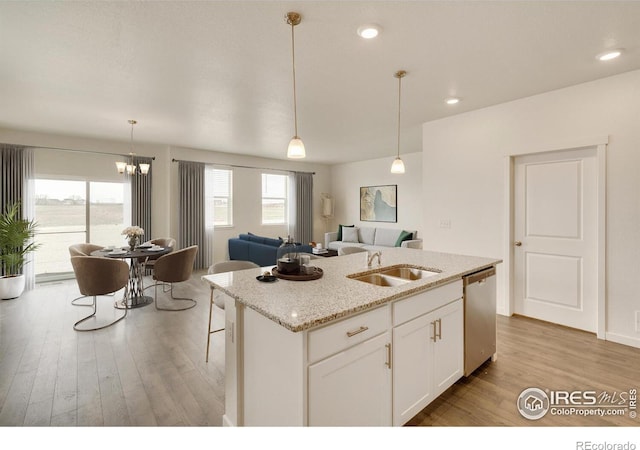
(91, 246, 172, 309)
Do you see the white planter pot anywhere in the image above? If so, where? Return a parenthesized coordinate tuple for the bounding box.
(0, 274, 26, 300)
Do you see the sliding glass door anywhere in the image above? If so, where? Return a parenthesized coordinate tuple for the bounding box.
(89, 181, 125, 247)
(34, 179, 125, 281)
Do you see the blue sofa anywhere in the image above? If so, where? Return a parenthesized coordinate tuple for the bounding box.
(228, 233, 313, 267)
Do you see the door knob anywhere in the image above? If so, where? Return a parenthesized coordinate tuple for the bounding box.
(514, 241, 522, 247)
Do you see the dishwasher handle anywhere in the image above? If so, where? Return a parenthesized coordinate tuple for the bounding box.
(463, 267, 496, 286)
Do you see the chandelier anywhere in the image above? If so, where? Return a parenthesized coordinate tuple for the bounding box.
(116, 120, 150, 175)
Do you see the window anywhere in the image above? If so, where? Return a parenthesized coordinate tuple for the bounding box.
(261, 173, 288, 225)
(34, 179, 126, 280)
(205, 167, 233, 227)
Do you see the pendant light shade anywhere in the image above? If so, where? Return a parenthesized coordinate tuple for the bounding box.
(286, 12, 305, 159)
(390, 70, 407, 174)
(391, 157, 405, 174)
(287, 137, 306, 159)
(115, 161, 127, 174)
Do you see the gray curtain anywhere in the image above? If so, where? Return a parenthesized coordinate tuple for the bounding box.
(292, 172, 313, 245)
(1, 144, 26, 212)
(0, 144, 36, 289)
(131, 156, 153, 241)
(178, 161, 210, 269)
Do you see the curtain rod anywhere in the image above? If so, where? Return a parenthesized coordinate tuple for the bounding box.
(29, 145, 156, 160)
(171, 158, 315, 175)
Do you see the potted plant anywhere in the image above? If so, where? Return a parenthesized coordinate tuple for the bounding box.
(0, 202, 40, 299)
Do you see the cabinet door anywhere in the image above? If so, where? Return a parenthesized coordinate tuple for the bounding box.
(308, 332, 391, 426)
(392, 311, 434, 426)
(432, 299, 463, 398)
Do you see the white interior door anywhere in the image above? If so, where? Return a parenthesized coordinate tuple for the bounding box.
(514, 147, 598, 332)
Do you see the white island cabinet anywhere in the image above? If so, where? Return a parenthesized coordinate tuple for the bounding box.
(392, 280, 463, 425)
(229, 280, 463, 426)
(309, 330, 392, 426)
(202, 247, 501, 426)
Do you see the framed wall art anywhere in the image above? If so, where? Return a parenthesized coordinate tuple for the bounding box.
(360, 184, 397, 223)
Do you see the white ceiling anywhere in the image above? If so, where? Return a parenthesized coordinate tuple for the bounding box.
(1, 1, 639, 165)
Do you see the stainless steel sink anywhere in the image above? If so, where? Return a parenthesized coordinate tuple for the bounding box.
(350, 273, 410, 287)
(379, 266, 440, 280)
(347, 264, 440, 287)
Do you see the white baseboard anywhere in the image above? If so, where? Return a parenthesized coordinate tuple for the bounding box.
(605, 332, 640, 349)
(222, 414, 235, 427)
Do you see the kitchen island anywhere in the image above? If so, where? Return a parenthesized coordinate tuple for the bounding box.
(202, 247, 501, 426)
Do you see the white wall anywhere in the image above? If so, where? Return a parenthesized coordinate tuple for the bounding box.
(0, 128, 331, 265)
(329, 152, 423, 236)
(422, 69, 640, 348)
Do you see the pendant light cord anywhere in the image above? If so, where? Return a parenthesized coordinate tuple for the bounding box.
(397, 75, 402, 158)
(128, 119, 137, 165)
(291, 22, 298, 137)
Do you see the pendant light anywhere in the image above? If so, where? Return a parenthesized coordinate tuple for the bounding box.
(390, 70, 406, 174)
(115, 120, 149, 175)
(285, 11, 305, 159)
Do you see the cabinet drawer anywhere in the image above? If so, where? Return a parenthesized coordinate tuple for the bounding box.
(308, 306, 389, 363)
(393, 280, 463, 326)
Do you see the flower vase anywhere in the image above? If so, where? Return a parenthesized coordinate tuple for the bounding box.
(128, 236, 138, 251)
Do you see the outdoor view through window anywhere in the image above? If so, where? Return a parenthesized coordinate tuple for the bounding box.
(262, 173, 288, 225)
(34, 179, 126, 280)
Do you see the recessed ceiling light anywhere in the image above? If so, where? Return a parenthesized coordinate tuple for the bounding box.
(596, 49, 623, 61)
(357, 24, 381, 39)
(445, 97, 460, 105)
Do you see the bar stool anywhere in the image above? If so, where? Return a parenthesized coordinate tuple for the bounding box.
(205, 260, 259, 362)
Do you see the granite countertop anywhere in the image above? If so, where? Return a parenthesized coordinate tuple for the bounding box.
(201, 248, 502, 333)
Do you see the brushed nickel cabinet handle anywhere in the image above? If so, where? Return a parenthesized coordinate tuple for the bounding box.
(385, 343, 392, 369)
(514, 241, 522, 247)
(431, 321, 437, 342)
(437, 318, 442, 341)
(346, 325, 369, 338)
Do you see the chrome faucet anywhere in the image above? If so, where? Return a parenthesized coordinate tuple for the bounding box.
(367, 251, 382, 268)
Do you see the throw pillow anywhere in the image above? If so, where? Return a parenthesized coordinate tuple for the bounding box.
(263, 236, 284, 247)
(337, 224, 354, 241)
(342, 226, 360, 243)
(374, 228, 401, 247)
(395, 230, 414, 247)
(358, 227, 376, 245)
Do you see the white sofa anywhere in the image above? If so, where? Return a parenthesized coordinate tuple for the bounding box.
(324, 226, 422, 253)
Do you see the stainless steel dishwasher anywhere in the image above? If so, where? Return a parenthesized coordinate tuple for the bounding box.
(463, 266, 497, 376)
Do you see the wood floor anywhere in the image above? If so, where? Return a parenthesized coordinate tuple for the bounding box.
(407, 314, 640, 426)
(0, 271, 225, 426)
(1, 275, 639, 427)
